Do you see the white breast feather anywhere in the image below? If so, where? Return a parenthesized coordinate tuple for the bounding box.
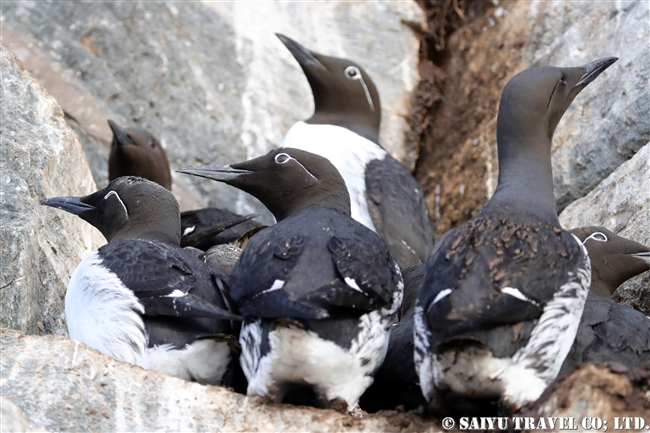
(282, 121, 387, 232)
(66, 251, 146, 365)
(143, 340, 232, 385)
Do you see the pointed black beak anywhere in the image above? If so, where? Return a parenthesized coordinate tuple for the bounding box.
(276, 33, 327, 71)
(575, 57, 618, 88)
(41, 196, 96, 216)
(630, 252, 650, 264)
(107, 119, 133, 147)
(177, 165, 253, 183)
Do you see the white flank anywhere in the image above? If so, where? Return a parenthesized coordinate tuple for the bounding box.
(282, 121, 387, 232)
(500, 287, 540, 307)
(143, 339, 232, 385)
(432, 288, 452, 305)
(66, 251, 146, 365)
(182, 226, 195, 236)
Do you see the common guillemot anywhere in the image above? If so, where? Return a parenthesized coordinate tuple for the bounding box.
(108, 120, 172, 190)
(277, 34, 434, 270)
(559, 226, 650, 374)
(42, 176, 241, 385)
(108, 120, 258, 249)
(178, 148, 403, 411)
(414, 57, 617, 412)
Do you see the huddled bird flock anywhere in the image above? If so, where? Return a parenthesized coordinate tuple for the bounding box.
(42, 34, 650, 417)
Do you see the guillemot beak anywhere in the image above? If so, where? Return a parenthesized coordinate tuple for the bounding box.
(41, 196, 96, 216)
(107, 119, 134, 147)
(630, 251, 650, 264)
(575, 57, 618, 88)
(276, 33, 327, 71)
(177, 165, 253, 182)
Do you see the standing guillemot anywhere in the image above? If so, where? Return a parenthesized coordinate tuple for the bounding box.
(108, 120, 258, 249)
(277, 34, 434, 270)
(178, 148, 403, 411)
(41, 177, 241, 385)
(414, 57, 618, 412)
(108, 120, 172, 190)
(559, 227, 650, 374)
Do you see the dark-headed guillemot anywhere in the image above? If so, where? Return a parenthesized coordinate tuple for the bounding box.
(414, 57, 617, 412)
(108, 120, 258, 250)
(108, 120, 172, 190)
(42, 176, 241, 385)
(277, 34, 434, 270)
(560, 226, 650, 374)
(178, 148, 403, 411)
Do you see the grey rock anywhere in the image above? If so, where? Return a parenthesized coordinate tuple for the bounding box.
(523, 1, 650, 211)
(203, 244, 242, 276)
(0, 328, 438, 432)
(560, 142, 650, 313)
(0, 48, 104, 336)
(2, 2, 424, 221)
(1, 397, 35, 432)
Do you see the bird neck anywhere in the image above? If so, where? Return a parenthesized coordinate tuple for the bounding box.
(485, 133, 559, 226)
(307, 112, 380, 145)
(271, 188, 351, 222)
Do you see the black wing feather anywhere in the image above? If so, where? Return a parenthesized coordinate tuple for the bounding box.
(365, 157, 435, 269)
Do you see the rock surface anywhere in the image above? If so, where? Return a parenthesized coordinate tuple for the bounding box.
(0, 328, 440, 432)
(560, 142, 650, 314)
(521, 363, 650, 429)
(2, 2, 425, 221)
(415, 0, 649, 235)
(0, 48, 104, 337)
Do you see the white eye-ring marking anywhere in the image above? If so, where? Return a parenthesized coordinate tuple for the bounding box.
(104, 190, 129, 220)
(344, 65, 375, 112)
(583, 232, 608, 244)
(274, 153, 318, 181)
(275, 153, 291, 164)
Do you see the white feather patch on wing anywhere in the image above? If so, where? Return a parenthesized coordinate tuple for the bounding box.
(344, 277, 363, 293)
(500, 287, 540, 307)
(432, 288, 452, 305)
(182, 226, 195, 236)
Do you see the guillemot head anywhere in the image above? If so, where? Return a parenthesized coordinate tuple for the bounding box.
(178, 148, 351, 222)
(497, 57, 618, 146)
(276, 34, 381, 143)
(41, 176, 180, 244)
(488, 57, 618, 222)
(108, 120, 172, 191)
(571, 226, 650, 298)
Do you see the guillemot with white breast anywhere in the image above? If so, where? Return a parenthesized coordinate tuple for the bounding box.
(414, 57, 617, 413)
(277, 34, 434, 270)
(559, 226, 650, 374)
(42, 176, 241, 385)
(178, 148, 403, 411)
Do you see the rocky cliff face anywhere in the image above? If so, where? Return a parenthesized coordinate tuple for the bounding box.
(2, 1, 424, 222)
(0, 49, 104, 337)
(1, 1, 648, 429)
(415, 0, 649, 235)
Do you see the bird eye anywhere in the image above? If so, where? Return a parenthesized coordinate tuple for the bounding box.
(149, 139, 156, 148)
(275, 153, 291, 164)
(585, 232, 608, 243)
(560, 75, 566, 84)
(345, 66, 360, 80)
